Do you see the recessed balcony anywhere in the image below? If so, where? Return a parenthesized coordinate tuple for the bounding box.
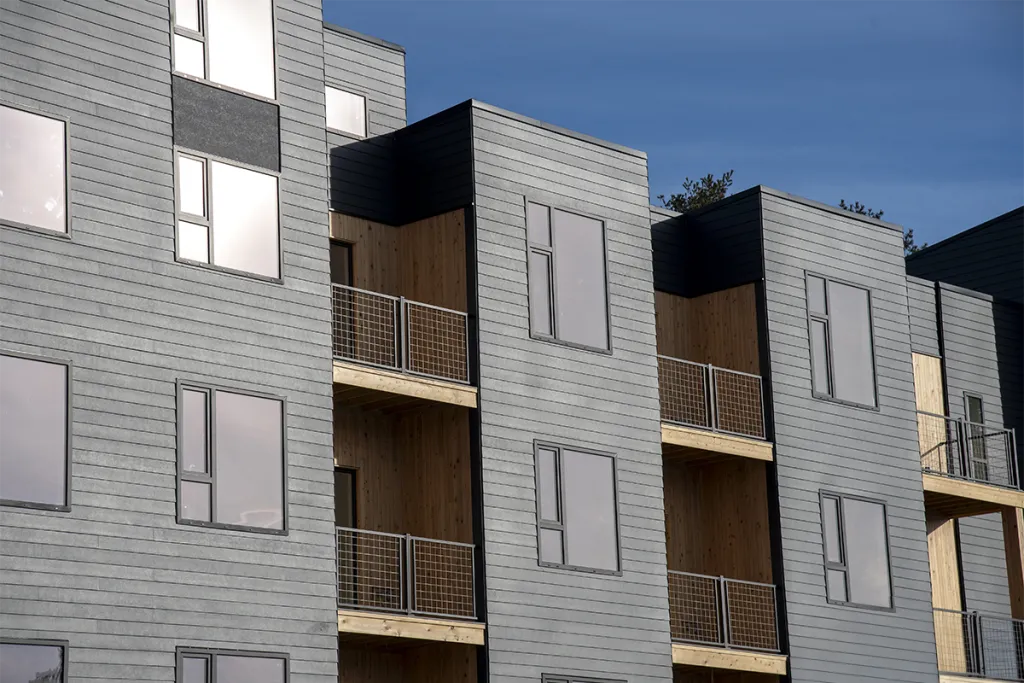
(934, 608, 1024, 682)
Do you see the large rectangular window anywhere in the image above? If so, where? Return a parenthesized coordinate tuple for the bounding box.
(172, 0, 277, 100)
(178, 383, 286, 532)
(0, 640, 67, 683)
(175, 151, 280, 279)
(806, 273, 877, 407)
(325, 86, 367, 137)
(526, 202, 610, 351)
(0, 104, 68, 234)
(0, 354, 70, 509)
(535, 443, 619, 573)
(178, 649, 286, 683)
(820, 492, 892, 609)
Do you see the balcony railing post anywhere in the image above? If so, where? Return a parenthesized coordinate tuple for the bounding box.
(707, 364, 718, 432)
(719, 576, 730, 648)
(1010, 427, 1020, 489)
(405, 533, 414, 615)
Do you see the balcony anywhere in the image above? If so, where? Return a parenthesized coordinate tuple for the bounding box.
(935, 609, 1024, 682)
(331, 284, 476, 409)
(668, 570, 787, 676)
(658, 355, 773, 463)
(336, 527, 483, 646)
(918, 411, 1024, 516)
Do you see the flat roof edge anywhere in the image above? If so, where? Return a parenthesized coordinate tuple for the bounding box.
(759, 186, 904, 232)
(323, 22, 406, 54)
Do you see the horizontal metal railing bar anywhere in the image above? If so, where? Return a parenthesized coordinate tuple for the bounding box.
(404, 298, 470, 318)
(331, 282, 401, 302)
(667, 569, 776, 589)
(656, 355, 765, 380)
(408, 534, 475, 549)
(336, 525, 403, 539)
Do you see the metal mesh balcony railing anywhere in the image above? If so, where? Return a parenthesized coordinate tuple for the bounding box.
(331, 284, 469, 384)
(667, 570, 780, 653)
(657, 356, 766, 440)
(336, 527, 476, 620)
(934, 609, 1024, 681)
(918, 411, 1020, 490)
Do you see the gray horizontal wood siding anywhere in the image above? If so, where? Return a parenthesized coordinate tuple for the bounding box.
(906, 206, 1023, 305)
(0, 1, 336, 681)
(759, 189, 939, 683)
(324, 23, 405, 223)
(470, 102, 672, 682)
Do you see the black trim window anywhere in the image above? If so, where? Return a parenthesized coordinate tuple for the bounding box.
(0, 104, 69, 234)
(964, 393, 989, 480)
(806, 273, 877, 408)
(175, 151, 281, 279)
(171, 0, 277, 100)
(820, 492, 893, 609)
(543, 675, 624, 683)
(0, 353, 71, 510)
(526, 201, 610, 352)
(325, 86, 367, 137)
(535, 443, 620, 573)
(178, 383, 286, 532)
(178, 648, 287, 683)
(0, 639, 67, 683)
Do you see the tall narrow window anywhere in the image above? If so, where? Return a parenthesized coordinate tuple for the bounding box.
(175, 151, 280, 279)
(807, 274, 877, 407)
(0, 354, 70, 509)
(0, 640, 67, 683)
(178, 384, 286, 532)
(0, 104, 68, 234)
(325, 87, 367, 137)
(526, 202, 609, 351)
(535, 443, 619, 573)
(820, 492, 892, 608)
(172, 0, 277, 100)
(178, 649, 286, 683)
(964, 394, 988, 480)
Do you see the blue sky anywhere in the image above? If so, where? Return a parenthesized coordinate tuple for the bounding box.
(323, 1, 1023, 245)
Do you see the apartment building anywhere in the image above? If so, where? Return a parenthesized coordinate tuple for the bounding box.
(0, 2, 1020, 683)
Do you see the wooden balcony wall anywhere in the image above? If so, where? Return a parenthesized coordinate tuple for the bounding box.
(330, 209, 467, 312)
(339, 643, 477, 683)
(673, 668, 779, 683)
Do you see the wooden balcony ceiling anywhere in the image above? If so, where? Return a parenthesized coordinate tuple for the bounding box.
(333, 360, 477, 410)
(922, 472, 1024, 518)
(671, 643, 787, 675)
(338, 610, 485, 648)
(662, 423, 774, 464)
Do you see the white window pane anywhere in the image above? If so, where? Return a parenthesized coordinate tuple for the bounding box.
(810, 319, 830, 395)
(208, 0, 276, 99)
(0, 105, 67, 233)
(216, 655, 285, 683)
(827, 568, 848, 602)
(562, 450, 618, 571)
(210, 161, 279, 278)
(178, 221, 210, 263)
(178, 156, 206, 217)
(829, 282, 876, 406)
(181, 480, 211, 522)
(174, 33, 206, 80)
(174, 0, 201, 32)
(821, 496, 841, 563)
(214, 391, 284, 529)
(326, 87, 366, 137)
(552, 209, 608, 349)
(181, 389, 208, 473)
(528, 251, 553, 337)
(807, 276, 826, 315)
(527, 202, 551, 246)
(182, 657, 209, 683)
(537, 447, 558, 521)
(539, 527, 563, 564)
(843, 498, 891, 607)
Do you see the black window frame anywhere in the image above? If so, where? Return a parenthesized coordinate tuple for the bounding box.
(324, 82, 369, 139)
(176, 647, 289, 683)
(819, 490, 894, 611)
(542, 674, 626, 683)
(169, 0, 281, 104)
(805, 271, 879, 411)
(176, 380, 289, 535)
(173, 147, 284, 283)
(0, 100, 73, 239)
(534, 440, 621, 576)
(963, 392, 989, 479)
(0, 638, 69, 683)
(0, 351, 73, 512)
(525, 198, 613, 355)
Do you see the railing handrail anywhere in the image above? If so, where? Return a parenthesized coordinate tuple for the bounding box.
(916, 410, 1021, 490)
(667, 568, 777, 591)
(656, 354, 765, 381)
(935, 607, 1024, 623)
(336, 524, 403, 539)
(408, 533, 475, 549)
(331, 282, 401, 302)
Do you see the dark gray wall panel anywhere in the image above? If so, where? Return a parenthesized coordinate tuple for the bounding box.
(0, 1, 336, 681)
(172, 76, 280, 171)
(682, 189, 764, 296)
(760, 189, 940, 683)
(650, 206, 686, 295)
(906, 276, 940, 357)
(907, 206, 1023, 304)
(470, 103, 672, 682)
(397, 103, 474, 223)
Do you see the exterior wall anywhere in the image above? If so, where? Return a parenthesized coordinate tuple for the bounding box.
(906, 206, 1023, 304)
(324, 23, 406, 223)
(469, 102, 673, 682)
(0, 2, 337, 682)
(758, 189, 939, 682)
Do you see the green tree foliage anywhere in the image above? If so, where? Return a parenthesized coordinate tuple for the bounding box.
(659, 170, 734, 213)
(838, 199, 926, 256)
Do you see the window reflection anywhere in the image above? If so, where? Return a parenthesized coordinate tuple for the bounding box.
(0, 105, 67, 233)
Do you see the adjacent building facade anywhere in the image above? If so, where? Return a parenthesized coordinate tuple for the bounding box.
(0, 3, 1021, 683)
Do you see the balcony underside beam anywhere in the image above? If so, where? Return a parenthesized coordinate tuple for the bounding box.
(662, 423, 774, 463)
(333, 360, 477, 409)
(338, 609, 485, 646)
(922, 472, 1024, 518)
(671, 643, 787, 675)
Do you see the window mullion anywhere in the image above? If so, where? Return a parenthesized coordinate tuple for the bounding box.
(205, 155, 215, 262)
(209, 388, 217, 525)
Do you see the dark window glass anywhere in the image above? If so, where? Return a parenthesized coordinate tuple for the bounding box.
(528, 251, 553, 337)
(843, 498, 891, 607)
(215, 391, 284, 530)
(966, 394, 984, 423)
(829, 282, 875, 406)
(216, 654, 285, 683)
(562, 449, 618, 571)
(335, 468, 355, 528)
(181, 389, 208, 474)
(330, 241, 353, 286)
(552, 210, 608, 350)
(0, 355, 68, 507)
(0, 105, 67, 233)
(182, 656, 209, 683)
(0, 642, 64, 683)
